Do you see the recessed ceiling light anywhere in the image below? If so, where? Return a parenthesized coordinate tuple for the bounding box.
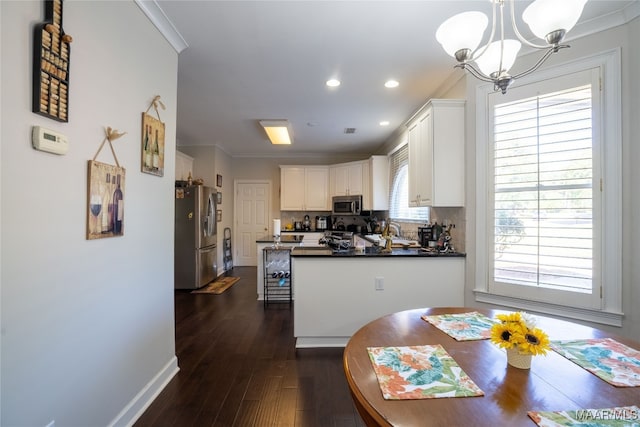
(379, 121, 390, 126)
(384, 80, 399, 88)
(326, 79, 341, 87)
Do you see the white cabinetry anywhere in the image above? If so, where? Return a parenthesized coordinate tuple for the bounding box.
(407, 99, 465, 207)
(292, 256, 465, 347)
(367, 155, 389, 211)
(280, 166, 329, 211)
(330, 161, 365, 197)
(175, 151, 194, 181)
(330, 157, 388, 211)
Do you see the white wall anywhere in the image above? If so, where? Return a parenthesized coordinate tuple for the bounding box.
(462, 17, 640, 341)
(1, 1, 179, 425)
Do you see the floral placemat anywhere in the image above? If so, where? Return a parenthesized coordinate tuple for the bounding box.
(420, 311, 496, 341)
(528, 405, 640, 426)
(366, 344, 484, 399)
(551, 338, 640, 387)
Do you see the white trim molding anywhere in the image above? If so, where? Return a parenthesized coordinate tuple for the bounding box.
(474, 290, 624, 327)
(108, 356, 179, 427)
(135, 0, 188, 53)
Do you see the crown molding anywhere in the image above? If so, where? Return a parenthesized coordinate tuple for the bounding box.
(569, 1, 640, 42)
(135, 0, 188, 54)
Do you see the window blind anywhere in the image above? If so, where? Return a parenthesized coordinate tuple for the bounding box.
(389, 144, 430, 221)
(492, 85, 593, 293)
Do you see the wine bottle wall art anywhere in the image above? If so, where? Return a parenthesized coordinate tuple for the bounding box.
(87, 160, 126, 239)
(141, 113, 165, 177)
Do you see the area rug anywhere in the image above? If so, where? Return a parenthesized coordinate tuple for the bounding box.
(191, 277, 240, 294)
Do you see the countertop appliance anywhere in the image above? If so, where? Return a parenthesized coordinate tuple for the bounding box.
(174, 185, 218, 289)
(332, 195, 362, 216)
(315, 216, 328, 231)
(418, 225, 435, 248)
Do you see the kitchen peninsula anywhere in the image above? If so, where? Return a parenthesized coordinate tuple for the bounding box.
(290, 244, 465, 348)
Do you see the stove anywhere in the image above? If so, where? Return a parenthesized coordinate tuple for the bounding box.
(320, 231, 353, 251)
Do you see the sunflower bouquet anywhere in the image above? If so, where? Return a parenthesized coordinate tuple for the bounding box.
(490, 312, 550, 356)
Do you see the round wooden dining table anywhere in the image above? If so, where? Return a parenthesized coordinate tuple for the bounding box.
(343, 307, 640, 426)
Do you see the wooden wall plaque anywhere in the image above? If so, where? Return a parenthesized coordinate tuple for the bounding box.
(33, 0, 71, 122)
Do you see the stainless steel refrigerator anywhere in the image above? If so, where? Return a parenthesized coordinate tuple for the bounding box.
(174, 185, 217, 289)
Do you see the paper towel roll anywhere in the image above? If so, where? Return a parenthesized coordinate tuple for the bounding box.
(273, 219, 281, 236)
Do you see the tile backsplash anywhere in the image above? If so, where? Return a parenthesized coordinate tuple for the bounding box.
(280, 207, 467, 253)
(393, 207, 466, 253)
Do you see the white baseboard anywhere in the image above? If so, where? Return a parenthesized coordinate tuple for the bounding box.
(295, 337, 349, 348)
(108, 356, 179, 427)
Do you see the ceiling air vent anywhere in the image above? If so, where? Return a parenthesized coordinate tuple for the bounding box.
(344, 127, 356, 134)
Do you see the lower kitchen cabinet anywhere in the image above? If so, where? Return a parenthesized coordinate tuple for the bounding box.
(291, 256, 464, 347)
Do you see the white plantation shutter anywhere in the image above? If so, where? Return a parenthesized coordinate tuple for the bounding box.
(492, 85, 594, 294)
(476, 51, 623, 325)
(389, 144, 430, 221)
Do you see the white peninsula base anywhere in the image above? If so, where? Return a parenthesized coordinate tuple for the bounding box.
(291, 256, 464, 348)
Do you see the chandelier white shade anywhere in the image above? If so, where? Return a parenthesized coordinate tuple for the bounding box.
(436, 0, 588, 94)
(474, 40, 521, 77)
(522, 0, 587, 42)
(435, 12, 488, 58)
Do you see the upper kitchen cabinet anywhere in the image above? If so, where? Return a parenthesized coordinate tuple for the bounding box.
(175, 151, 194, 181)
(407, 99, 465, 207)
(329, 157, 389, 211)
(366, 155, 389, 211)
(280, 166, 329, 211)
(330, 161, 365, 197)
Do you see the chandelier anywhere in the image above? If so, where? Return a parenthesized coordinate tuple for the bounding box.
(436, 0, 588, 94)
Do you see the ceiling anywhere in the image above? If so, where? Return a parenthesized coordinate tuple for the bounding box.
(152, 0, 638, 157)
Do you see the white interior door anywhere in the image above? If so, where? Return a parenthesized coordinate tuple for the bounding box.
(234, 180, 271, 266)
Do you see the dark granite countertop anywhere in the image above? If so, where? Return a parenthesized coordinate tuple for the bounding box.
(290, 246, 466, 258)
(256, 234, 306, 244)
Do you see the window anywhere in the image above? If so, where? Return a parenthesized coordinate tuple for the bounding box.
(493, 84, 594, 295)
(474, 50, 622, 326)
(388, 144, 429, 222)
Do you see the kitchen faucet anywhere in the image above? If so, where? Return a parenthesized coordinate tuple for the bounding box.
(388, 222, 401, 238)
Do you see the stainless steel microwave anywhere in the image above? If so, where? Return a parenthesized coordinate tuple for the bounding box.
(332, 195, 362, 215)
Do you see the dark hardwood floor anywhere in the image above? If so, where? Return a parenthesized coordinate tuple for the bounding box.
(135, 267, 365, 427)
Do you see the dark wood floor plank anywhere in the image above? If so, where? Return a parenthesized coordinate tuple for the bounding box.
(134, 266, 363, 427)
(275, 386, 298, 426)
(231, 399, 259, 426)
(253, 376, 282, 425)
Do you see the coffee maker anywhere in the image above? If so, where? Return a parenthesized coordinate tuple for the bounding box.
(418, 226, 434, 248)
(315, 216, 328, 231)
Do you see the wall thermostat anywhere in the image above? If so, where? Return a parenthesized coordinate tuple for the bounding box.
(32, 125, 69, 155)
